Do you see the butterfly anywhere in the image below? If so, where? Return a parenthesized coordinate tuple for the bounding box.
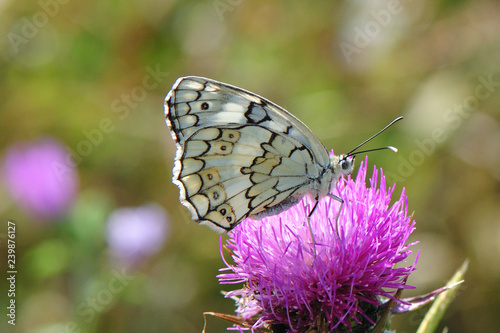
(164, 76, 400, 233)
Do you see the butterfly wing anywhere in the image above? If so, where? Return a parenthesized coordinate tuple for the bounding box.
(165, 76, 331, 232)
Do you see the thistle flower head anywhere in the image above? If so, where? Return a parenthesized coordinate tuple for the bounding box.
(218, 157, 418, 332)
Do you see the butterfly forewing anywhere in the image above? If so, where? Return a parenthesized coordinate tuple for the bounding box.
(166, 77, 331, 165)
(165, 76, 334, 233)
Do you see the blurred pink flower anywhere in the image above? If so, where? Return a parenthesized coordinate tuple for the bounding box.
(106, 203, 170, 267)
(2, 138, 78, 220)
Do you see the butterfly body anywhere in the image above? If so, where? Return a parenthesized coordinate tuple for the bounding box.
(165, 76, 354, 233)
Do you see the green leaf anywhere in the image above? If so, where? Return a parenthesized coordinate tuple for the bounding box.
(416, 259, 469, 333)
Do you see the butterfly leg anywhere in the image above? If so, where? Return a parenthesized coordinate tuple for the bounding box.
(307, 198, 320, 259)
(327, 193, 344, 241)
(307, 193, 344, 257)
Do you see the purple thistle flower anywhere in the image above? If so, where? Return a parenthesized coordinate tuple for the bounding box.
(218, 157, 418, 332)
(106, 203, 170, 268)
(2, 138, 78, 221)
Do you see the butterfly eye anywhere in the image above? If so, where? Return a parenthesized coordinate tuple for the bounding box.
(340, 156, 354, 173)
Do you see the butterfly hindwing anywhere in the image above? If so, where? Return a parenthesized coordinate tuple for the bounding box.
(172, 125, 317, 232)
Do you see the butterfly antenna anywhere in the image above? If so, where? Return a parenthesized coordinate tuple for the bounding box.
(351, 146, 398, 155)
(346, 116, 403, 156)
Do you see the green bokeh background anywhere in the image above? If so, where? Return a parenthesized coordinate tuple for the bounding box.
(1, 1, 500, 332)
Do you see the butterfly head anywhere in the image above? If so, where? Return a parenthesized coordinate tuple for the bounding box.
(330, 154, 355, 182)
(332, 116, 403, 180)
(338, 154, 355, 176)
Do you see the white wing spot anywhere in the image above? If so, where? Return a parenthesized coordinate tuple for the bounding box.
(212, 111, 246, 124)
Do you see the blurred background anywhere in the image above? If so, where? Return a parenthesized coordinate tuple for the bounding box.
(0, 0, 499, 332)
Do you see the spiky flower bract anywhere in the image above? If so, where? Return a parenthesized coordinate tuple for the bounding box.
(218, 157, 418, 332)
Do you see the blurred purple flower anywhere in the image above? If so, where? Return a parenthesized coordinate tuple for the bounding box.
(106, 203, 170, 267)
(2, 138, 78, 220)
(218, 157, 418, 332)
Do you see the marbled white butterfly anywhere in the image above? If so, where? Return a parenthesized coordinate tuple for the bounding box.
(165, 76, 400, 233)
